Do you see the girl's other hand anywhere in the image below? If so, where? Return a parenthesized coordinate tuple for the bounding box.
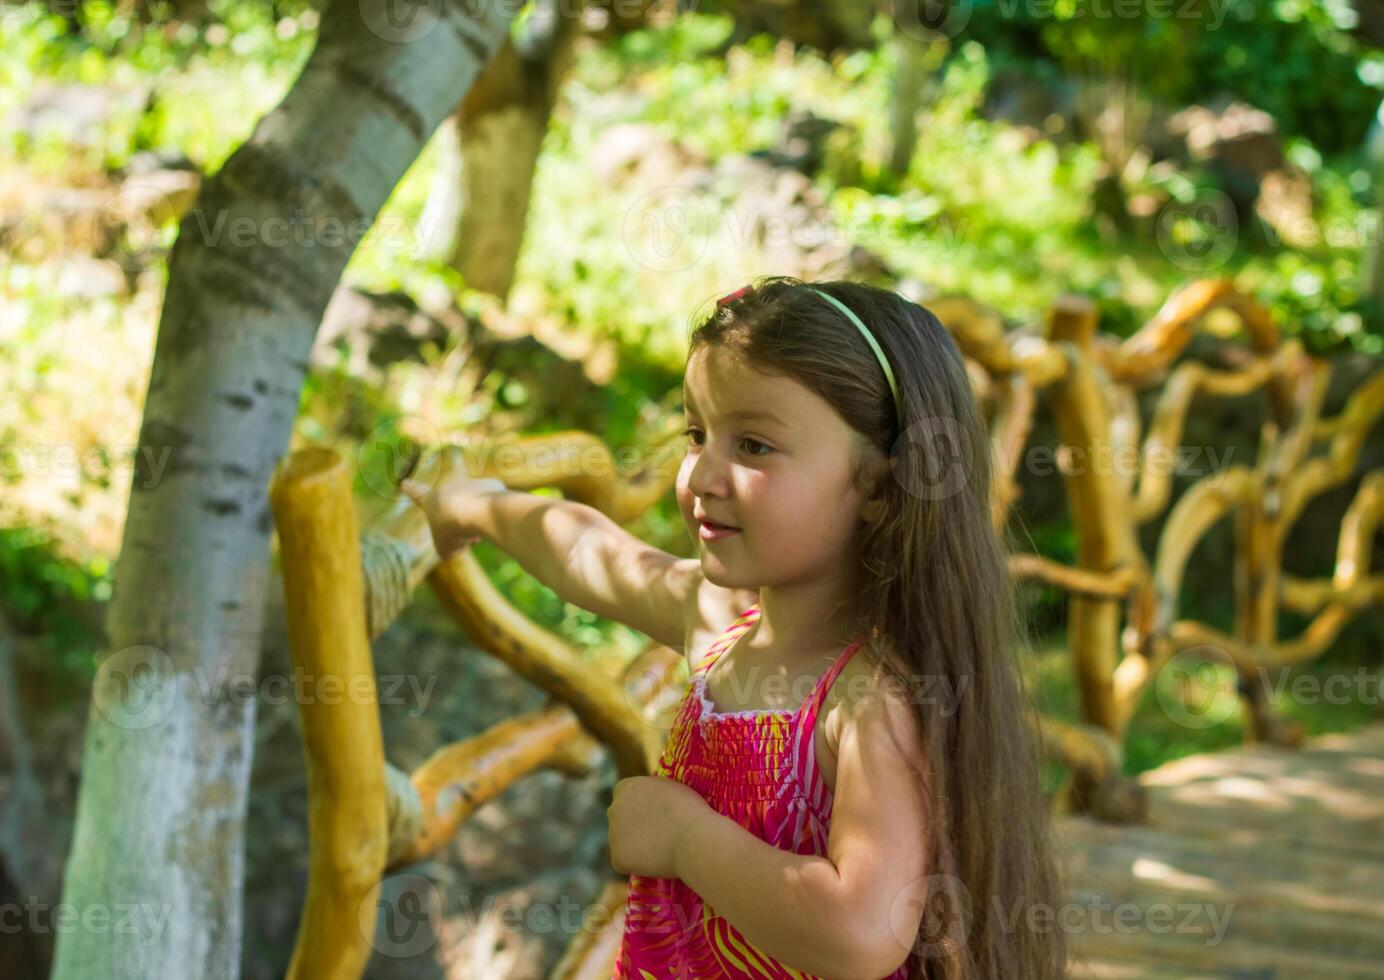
(399, 467, 507, 560)
(607, 774, 711, 880)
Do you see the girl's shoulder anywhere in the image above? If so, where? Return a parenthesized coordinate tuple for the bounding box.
(822, 640, 917, 760)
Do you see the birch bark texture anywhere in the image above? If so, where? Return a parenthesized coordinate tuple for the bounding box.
(51, 2, 521, 977)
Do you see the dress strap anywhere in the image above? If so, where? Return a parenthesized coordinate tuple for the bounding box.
(691, 602, 761, 678)
(793, 635, 864, 807)
(800, 637, 864, 726)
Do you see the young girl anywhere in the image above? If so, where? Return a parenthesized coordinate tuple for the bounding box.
(405, 277, 1066, 980)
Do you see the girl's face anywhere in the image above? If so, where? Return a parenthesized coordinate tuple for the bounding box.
(676, 345, 869, 591)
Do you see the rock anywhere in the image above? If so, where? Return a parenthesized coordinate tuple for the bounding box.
(981, 67, 1078, 143)
(5, 82, 149, 149)
(747, 110, 844, 176)
(1165, 96, 1316, 243)
(589, 123, 709, 190)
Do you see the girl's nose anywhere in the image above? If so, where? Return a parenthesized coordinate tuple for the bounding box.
(684, 445, 729, 500)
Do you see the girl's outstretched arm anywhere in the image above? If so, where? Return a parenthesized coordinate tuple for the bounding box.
(406, 471, 698, 652)
(673, 684, 930, 979)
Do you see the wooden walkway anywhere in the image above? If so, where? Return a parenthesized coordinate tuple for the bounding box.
(1059, 722, 1384, 980)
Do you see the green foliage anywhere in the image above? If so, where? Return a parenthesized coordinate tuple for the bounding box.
(1023, 640, 1383, 784)
(0, 527, 110, 671)
(0, 1, 316, 173)
(964, 0, 1384, 154)
(3, 2, 1380, 768)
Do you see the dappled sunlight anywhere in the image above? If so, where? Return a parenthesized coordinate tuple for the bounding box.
(1058, 722, 1384, 976)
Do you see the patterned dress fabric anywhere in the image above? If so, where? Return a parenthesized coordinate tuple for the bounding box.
(613, 603, 918, 979)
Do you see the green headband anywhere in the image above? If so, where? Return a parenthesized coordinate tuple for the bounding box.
(808, 287, 903, 421)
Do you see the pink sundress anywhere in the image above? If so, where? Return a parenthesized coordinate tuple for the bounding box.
(613, 602, 918, 979)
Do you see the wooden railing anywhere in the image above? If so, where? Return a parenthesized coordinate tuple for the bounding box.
(267, 277, 1384, 978)
(937, 279, 1384, 819)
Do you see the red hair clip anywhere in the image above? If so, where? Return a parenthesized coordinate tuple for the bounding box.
(716, 285, 752, 306)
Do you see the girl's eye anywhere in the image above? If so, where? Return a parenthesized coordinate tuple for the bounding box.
(681, 427, 771, 456)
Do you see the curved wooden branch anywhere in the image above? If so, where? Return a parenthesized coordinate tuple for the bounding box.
(927, 294, 1022, 376)
(1131, 340, 1304, 523)
(456, 429, 682, 521)
(550, 878, 629, 980)
(1106, 377, 1142, 505)
(1279, 366, 1384, 529)
(1333, 471, 1384, 593)
(1045, 296, 1142, 734)
(270, 448, 387, 980)
(427, 551, 665, 777)
(1009, 553, 1138, 600)
(989, 373, 1036, 531)
(358, 430, 682, 639)
(1037, 715, 1147, 822)
(382, 645, 685, 870)
(1105, 279, 1283, 385)
(1151, 465, 1258, 633)
(386, 704, 596, 870)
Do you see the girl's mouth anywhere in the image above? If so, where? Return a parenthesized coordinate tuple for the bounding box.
(699, 520, 741, 541)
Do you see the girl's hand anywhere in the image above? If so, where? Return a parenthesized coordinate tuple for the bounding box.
(400, 467, 507, 560)
(606, 775, 712, 880)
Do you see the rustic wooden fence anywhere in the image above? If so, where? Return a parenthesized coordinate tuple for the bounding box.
(267, 277, 1384, 978)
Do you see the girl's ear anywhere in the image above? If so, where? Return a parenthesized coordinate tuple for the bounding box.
(852, 435, 892, 526)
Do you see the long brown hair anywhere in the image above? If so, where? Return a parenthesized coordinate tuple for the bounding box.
(687, 276, 1067, 980)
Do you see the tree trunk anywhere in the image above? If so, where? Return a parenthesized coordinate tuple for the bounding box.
(1362, 94, 1384, 322)
(445, 0, 586, 298)
(887, 27, 938, 179)
(49, 2, 518, 977)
